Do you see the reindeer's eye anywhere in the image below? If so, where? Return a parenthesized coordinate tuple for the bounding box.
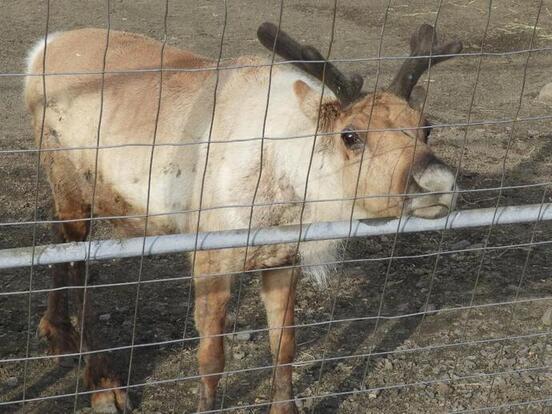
(341, 128, 363, 150)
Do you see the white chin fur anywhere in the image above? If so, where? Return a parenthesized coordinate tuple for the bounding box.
(299, 240, 340, 287)
(302, 263, 335, 287)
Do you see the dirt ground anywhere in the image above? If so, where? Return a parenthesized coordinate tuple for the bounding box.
(1, 0, 552, 413)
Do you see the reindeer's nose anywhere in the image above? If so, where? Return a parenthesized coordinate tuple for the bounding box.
(413, 156, 455, 193)
(408, 156, 458, 218)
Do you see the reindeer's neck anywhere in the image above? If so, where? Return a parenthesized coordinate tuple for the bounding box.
(260, 69, 351, 224)
(195, 64, 351, 231)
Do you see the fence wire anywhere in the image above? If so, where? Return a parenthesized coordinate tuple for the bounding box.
(1, 0, 552, 413)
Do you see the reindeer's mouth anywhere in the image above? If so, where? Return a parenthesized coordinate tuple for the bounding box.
(407, 193, 457, 218)
(409, 203, 451, 219)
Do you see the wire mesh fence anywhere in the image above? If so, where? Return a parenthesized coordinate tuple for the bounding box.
(1, 0, 551, 413)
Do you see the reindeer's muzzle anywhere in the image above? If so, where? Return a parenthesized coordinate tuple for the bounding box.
(406, 156, 458, 219)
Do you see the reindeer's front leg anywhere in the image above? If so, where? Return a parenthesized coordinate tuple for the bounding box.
(194, 251, 233, 411)
(262, 268, 298, 414)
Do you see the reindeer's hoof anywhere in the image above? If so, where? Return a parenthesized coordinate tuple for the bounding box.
(91, 378, 132, 414)
(37, 316, 80, 367)
(36, 316, 53, 341)
(197, 382, 217, 412)
(91, 396, 118, 414)
(270, 400, 299, 414)
(57, 355, 79, 368)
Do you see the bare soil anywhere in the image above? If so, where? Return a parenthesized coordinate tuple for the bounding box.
(1, 0, 552, 413)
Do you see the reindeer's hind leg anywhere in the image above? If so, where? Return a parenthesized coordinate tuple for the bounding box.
(39, 141, 130, 413)
(37, 221, 82, 367)
(69, 260, 130, 413)
(37, 137, 91, 366)
(35, 132, 89, 362)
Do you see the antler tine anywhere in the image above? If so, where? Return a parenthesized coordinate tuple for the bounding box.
(257, 22, 363, 107)
(388, 24, 463, 100)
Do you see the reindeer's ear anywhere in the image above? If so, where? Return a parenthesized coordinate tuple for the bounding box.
(409, 85, 427, 110)
(293, 80, 341, 128)
(293, 80, 319, 117)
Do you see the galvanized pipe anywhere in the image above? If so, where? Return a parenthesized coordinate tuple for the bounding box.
(0, 203, 551, 270)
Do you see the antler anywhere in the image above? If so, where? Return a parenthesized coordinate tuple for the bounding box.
(257, 22, 364, 107)
(388, 24, 463, 100)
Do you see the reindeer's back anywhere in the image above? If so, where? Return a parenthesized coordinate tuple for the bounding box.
(25, 28, 213, 110)
(23, 29, 218, 235)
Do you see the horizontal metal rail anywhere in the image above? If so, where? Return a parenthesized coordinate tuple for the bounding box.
(0, 203, 551, 270)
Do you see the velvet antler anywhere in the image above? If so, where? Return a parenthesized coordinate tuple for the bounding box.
(388, 24, 463, 100)
(257, 22, 364, 107)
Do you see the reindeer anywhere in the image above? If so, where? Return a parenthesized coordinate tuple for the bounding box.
(24, 21, 462, 413)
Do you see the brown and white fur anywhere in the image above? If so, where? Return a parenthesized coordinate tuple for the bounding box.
(24, 23, 461, 413)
